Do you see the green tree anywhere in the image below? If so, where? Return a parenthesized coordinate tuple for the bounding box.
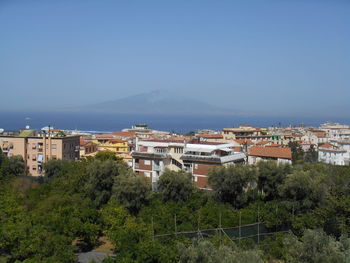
(278, 170, 327, 212)
(43, 159, 72, 179)
(84, 159, 131, 207)
(112, 175, 151, 215)
(95, 151, 121, 161)
(257, 161, 291, 200)
(178, 240, 263, 263)
(288, 141, 304, 164)
(305, 145, 318, 163)
(158, 169, 194, 203)
(283, 229, 350, 263)
(208, 165, 258, 208)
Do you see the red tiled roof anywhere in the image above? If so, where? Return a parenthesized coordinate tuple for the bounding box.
(235, 139, 254, 145)
(249, 146, 292, 159)
(95, 133, 114, 139)
(265, 144, 282, 148)
(319, 143, 334, 148)
(189, 139, 226, 145)
(144, 139, 186, 143)
(111, 131, 136, 137)
(197, 134, 223, 139)
(107, 139, 127, 143)
(256, 141, 269, 146)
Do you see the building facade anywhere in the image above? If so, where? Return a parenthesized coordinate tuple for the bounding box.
(131, 139, 246, 190)
(0, 134, 80, 176)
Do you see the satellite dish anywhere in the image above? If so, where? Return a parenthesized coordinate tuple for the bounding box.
(25, 125, 30, 129)
(0, 128, 4, 133)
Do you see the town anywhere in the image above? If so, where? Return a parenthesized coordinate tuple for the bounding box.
(1, 122, 349, 189)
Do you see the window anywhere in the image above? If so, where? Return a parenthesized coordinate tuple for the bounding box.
(144, 160, 151, 165)
(194, 164, 198, 169)
(51, 144, 57, 149)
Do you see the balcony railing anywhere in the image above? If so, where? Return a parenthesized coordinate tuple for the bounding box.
(181, 152, 246, 163)
(132, 151, 170, 159)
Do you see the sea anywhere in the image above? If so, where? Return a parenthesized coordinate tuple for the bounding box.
(0, 111, 349, 134)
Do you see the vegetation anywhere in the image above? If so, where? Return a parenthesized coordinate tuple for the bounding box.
(0, 146, 350, 263)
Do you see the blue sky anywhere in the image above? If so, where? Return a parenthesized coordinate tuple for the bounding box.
(0, 0, 349, 117)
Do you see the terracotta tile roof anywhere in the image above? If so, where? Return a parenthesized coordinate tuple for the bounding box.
(265, 144, 282, 147)
(292, 134, 303, 137)
(197, 134, 223, 139)
(256, 141, 270, 146)
(145, 139, 186, 143)
(249, 146, 292, 159)
(319, 143, 334, 148)
(233, 146, 242, 152)
(111, 131, 136, 137)
(235, 139, 254, 145)
(95, 133, 114, 139)
(80, 138, 87, 146)
(189, 139, 226, 145)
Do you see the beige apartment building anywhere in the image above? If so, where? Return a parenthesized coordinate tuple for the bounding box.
(0, 134, 80, 176)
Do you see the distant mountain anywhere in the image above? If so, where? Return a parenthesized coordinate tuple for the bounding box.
(72, 90, 238, 115)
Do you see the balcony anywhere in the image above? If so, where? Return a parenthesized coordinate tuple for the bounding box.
(132, 151, 170, 159)
(181, 152, 246, 164)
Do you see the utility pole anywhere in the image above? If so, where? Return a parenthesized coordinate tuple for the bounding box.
(174, 214, 177, 235)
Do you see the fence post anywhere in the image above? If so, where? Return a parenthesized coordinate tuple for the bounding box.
(174, 214, 177, 235)
(239, 211, 241, 245)
(219, 212, 222, 245)
(152, 216, 155, 243)
(257, 206, 260, 244)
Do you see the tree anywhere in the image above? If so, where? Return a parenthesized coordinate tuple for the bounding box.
(112, 175, 151, 215)
(95, 151, 121, 161)
(305, 145, 318, 163)
(43, 159, 72, 179)
(283, 229, 350, 263)
(7, 155, 25, 176)
(84, 159, 131, 207)
(257, 161, 291, 200)
(158, 169, 194, 203)
(208, 165, 258, 208)
(278, 170, 327, 212)
(178, 240, 263, 263)
(288, 142, 304, 164)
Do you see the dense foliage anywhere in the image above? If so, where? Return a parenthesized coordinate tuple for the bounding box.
(0, 147, 350, 262)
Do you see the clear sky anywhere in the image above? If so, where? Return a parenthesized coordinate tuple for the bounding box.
(0, 0, 349, 117)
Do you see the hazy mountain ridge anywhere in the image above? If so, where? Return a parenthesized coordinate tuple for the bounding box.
(73, 90, 238, 115)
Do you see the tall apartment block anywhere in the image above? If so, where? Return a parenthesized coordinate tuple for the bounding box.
(0, 130, 80, 176)
(132, 139, 246, 190)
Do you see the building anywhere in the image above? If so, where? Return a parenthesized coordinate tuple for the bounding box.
(318, 141, 350, 166)
(131, 139, 246, 190)
(248, 146, 292, 165)
(222, 125, 271, 142)
(180, 142, 246, 189)
(320, 122, 350, 141)
(80, 137, 98, 157)
(0, 131, 80, 176)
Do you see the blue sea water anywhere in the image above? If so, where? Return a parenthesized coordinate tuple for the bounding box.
(0, 111, 349, 133)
